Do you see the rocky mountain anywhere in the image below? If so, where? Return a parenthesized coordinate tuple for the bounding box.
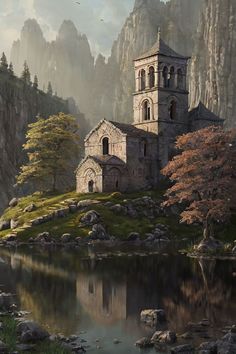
(190, 0, 236, 128)
(0, 68, 85, 212)
(11, 1, 203, 126)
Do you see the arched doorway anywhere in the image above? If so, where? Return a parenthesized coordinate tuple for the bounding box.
(88, 180, 94, 193)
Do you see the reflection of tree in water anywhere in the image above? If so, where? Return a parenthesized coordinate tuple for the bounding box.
(163, 258, 236, 331)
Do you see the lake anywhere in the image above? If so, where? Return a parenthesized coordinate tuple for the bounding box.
(0, 244, 235, 353)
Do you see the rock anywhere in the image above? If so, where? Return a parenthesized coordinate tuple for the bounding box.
(0, 293, 14, 310)
(61, 233, 73, 243)
(0, 220, 10, 231)
(151, 330, 177, 344)
(4, 234, 17, 243)
(23, 204, 36, 213)
(198, 341, 217, 353)
(77, 200, 100, 209)
(140, 309, 166, 327)
(55, 208, 70, 218)
(35, 232, 51, 243)
(16, 343, 36, 351)
(110, 204, 127, 215)
(69, 204, 77, 213)
(113, 339, 121, 344)
(196, 237, 224, 253)
(17, 320, 49, 343)
(9, 198, 18, 208)
(170, 344, 195, 353)
(232, 246, 236, 254)
(179, 332, 193, 340)
(80, 210, 100, 225)
(88, 224, 109, 240)
(0, 341, 7, 353)
(135, 337, 153, 348)
(127, 232, 140, 242)
(10, 219, 19, 229)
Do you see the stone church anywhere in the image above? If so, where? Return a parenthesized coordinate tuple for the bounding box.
(76, 32, 222, 193)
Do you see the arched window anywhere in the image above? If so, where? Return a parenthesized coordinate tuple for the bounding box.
(141, 139, 148, 157)
(149, 66, 155, 88)
(177, 68, 183, 89)
(88, 180, 94, 193)
(142, 100, 151, 121)
(169, 100, 177, 120)
(163, 66, 168, 88)
(168, 66, 175, 88)
(140, 69, 146, 90)
(102, 137, 109, 155)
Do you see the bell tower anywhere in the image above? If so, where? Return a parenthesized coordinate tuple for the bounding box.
(133, 30, 190, 166)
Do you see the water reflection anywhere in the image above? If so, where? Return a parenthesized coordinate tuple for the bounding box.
(0, 247, 235, 350)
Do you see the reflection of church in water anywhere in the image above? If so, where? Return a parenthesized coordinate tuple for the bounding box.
(76, 31, 222, 194)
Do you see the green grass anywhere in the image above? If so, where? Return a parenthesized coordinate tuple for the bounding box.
(0, 315, 71, 354)
(0, 189, 234, 243)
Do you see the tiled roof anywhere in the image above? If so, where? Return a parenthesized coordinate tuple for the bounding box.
(110, 121, 157, 138)
(136, 39, 189, 61)
(189, 102, 224, 122)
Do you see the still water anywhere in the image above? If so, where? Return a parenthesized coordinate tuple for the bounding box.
(0, 244, 235, 353)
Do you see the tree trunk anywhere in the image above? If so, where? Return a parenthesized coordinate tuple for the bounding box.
(203, 216, 214, 240)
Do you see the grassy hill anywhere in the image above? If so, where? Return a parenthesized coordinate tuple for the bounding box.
(0, 190, 234, 243)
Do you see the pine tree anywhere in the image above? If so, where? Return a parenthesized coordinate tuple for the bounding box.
(0, 52, 8, 70)
(17, 113, 80, 192)
(162, 126, 236, 240)
(47, 81, 53, 96)
(8, 62, 14, 75)
(33, 75, 39, 89)
(21, 61, 31, 85)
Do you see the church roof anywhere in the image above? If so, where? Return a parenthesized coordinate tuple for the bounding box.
(109, 121, 157, 138)
(85, 118, 157, 142)
(189, 102, 224, 123)
(135, 38, 190, 61)
(76, 154, 126, 172)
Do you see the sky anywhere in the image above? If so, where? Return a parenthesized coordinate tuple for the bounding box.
(0, 0, 169, 59)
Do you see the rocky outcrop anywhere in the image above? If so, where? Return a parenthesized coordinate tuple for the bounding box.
(190, 0, 236, 128)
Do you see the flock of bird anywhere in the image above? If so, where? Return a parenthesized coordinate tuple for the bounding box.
(75, 1, 104, 21)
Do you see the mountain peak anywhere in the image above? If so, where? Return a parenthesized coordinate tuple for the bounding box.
(21, 19, 44, 39)
(58, 20, 79, 40)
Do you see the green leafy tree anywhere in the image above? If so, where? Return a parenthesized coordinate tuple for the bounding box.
(17, 113, 80, 192)
(33, 75, 39, 89)
(0, 52, 8, 70)
(21, 61, 31, 85)
(162, 126, 236, 239)
(47, 81, 53, 96)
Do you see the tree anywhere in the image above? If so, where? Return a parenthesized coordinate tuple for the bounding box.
(17, 113, 80, 192)
(33, 75, 39, 89)
(47, 81, 53, 96)
(162, 126, 236, 239)
(21, 61, 31, 85)
(0, 52, 8, 70)
(8, 62, 14, 75)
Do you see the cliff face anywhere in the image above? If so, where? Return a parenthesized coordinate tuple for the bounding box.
(11, 1, 203, 126)
(0, 69, 69, 211)
(103, 0, 203, 123)
(190, 0, 236, 128)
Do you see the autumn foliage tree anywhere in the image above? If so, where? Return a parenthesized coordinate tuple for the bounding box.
(162, 126, 236, 239)
(17, 113, 80, 192)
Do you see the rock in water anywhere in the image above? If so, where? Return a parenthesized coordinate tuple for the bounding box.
(135, 337, 153, 348)
(140, 309, 166, 327)
(151, 330, 177, 344)
(17, 320, 49, 343)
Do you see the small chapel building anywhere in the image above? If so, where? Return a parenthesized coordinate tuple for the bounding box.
(76, 32, 222, 194)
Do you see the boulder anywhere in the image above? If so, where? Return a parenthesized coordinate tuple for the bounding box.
(55, 208, 70, 218)
(135, 337, 153, 348)
(88, 224, 109, 240)
(198, 341, 217, 353)
(69, 204, 77, 213)
(9, 198, 18, 208)
(110, 204, 127, 215)
(35, 232, 51, 243)
(10, 219, 19, 229)
(140, 309, 166, 327)
(196, 237, 223, 253)
(0, 293, 14, 310)
(170, 344, 195, 353)
(4, 234, 17, 243)
(80, 210, 100, 225)
(151, 330, 177, 344)
(77, 200, 100, 209)
(17, 320, 49, 343)
(0, 220, 10, 231)
(61, 234, 73, 243)
(232, 246, 236, 254)
(23, 204, 36, 213)
(127, 232, 140, 242)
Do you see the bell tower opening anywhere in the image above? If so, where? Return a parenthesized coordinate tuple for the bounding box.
(102, 137, 109, 155)
(142, 100, 151, 121)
